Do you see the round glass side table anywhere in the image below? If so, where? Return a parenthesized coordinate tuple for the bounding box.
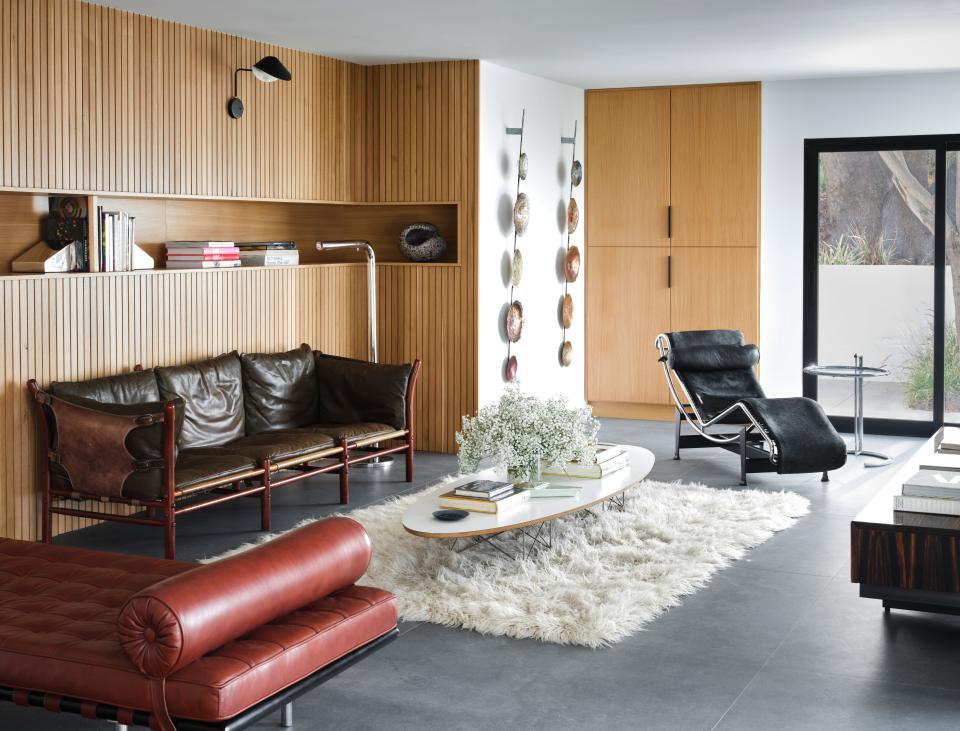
(804, 355, 891, 467)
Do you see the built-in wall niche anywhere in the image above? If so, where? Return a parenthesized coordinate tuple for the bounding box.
(0, 192, 460, 272)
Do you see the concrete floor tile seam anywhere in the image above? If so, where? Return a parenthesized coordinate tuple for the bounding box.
(707, 568, 835, 731)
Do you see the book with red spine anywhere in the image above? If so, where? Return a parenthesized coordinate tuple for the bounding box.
(167, 252, 241, 261)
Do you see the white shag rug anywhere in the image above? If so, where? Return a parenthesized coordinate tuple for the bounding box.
(205, 480, 808, 648)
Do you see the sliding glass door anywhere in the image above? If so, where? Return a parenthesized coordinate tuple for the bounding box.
(804, 136, 958, 436)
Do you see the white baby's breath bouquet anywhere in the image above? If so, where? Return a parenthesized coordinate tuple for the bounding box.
(456, 386, 600, 482)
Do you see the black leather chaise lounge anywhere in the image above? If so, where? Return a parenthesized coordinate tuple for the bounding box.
(655, 329, 847, 485)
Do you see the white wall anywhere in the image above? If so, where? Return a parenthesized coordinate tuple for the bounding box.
(478, 61, 585, 406)
(761, 70, 960, 396)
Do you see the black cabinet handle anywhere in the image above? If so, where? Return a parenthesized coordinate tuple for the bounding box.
(667, 254, 672, 288)
(667, 205, 672, 239)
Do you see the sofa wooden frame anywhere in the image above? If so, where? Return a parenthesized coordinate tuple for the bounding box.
(26, 359, 420, 558)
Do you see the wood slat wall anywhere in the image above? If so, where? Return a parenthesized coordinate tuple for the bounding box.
(0, 264, 369, 539)
(361, 62, 479, 454)
(0, 0, 480, 540)
(0, 0, 359, 200)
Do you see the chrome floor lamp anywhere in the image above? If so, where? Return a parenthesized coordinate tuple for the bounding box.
(316, 240, 392, 467)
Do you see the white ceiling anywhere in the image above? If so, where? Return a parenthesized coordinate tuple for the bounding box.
(92, 0, 960, 88)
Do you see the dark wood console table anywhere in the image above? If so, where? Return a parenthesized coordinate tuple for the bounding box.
(851, 428, 960, 615)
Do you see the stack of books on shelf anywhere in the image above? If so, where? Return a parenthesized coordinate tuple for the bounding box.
(894, 428, 960, 516)
(438, 479, 529, 514)
(91, 206, 137, 272)
(165, 241, 241, 269)
(541, 443, 629, 479)
(237, 242, 300, 267)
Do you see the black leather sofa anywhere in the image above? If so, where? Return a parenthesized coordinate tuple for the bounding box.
(28, 345, 420, 558)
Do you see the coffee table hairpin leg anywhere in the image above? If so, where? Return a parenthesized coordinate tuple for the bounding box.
(452, 521, 554, 561)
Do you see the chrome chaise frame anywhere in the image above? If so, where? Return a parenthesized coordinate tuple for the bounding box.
(655, 333, 781, 485)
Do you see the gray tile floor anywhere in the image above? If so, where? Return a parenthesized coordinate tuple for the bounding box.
(4, 419, 959, 730)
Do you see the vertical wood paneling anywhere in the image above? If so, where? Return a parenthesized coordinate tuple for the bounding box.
(0, 1, 480, 539)
(0, 0, 357, 200)
(363, 61, 478, 454)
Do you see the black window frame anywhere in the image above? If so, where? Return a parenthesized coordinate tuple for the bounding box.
(802, 134, 960, 437)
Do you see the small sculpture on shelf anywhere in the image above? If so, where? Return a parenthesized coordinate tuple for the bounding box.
(399, 222, 447, 262)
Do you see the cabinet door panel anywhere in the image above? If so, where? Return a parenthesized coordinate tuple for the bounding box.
(670, 247, 759, 345)
(586, 247, 671, 404)
(671, 83, 760, 247)
(586, 88, 670, 247)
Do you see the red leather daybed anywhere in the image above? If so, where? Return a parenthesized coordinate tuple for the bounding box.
(0, 518, 397, 730)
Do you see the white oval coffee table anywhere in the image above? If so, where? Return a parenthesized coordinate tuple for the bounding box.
(402, 445, 655, 549)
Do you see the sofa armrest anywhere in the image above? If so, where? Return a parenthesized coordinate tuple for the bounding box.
(312, 351, 421, 430)
(117, 517, 372, 678)
(27, 381, 181, 500)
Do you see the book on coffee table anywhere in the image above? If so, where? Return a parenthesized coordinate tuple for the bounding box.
(454, 479, 513, 499)
(438, 488, 529, 514)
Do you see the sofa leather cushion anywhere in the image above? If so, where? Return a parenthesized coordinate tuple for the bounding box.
(0, 537, 396, 723)
(211, 429, 336, 462)
(314, 352, 412, 430)
(241, 344, 320, 434)
(169, 450, 257, 498)
(156, 353, 245, 448)
(312, 422, 396, 442)
(51, 369, 161, 405)
(668, 343, 760, 373)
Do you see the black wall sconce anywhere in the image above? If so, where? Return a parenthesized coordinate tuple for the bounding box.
(228, 55, 292, 119)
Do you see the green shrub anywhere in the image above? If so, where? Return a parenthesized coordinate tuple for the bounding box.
(904, 327, 960, 411)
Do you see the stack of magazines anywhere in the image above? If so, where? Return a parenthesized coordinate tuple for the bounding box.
(895, 431, 960, 516)
(165, 241, 240, 269)
(541, 443, 629, 479)
(438, 480, 529, 514)
(237, 242, 299, 267)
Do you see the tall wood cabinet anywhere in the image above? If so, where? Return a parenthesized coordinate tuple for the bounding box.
(585, 82, 760, 418)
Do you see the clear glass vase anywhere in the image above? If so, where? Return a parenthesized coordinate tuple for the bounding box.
(505, 459, 542, 486)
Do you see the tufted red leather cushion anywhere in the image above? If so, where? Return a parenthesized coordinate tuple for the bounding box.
(0, 528, 397, 722)
(118, 517, 374, 678)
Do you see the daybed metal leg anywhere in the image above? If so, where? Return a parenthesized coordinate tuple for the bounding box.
(280, 701, 294, 727)
(739, 428, 748, 486)
(821, 471, 829, 483)
(674, 409, 682, 460)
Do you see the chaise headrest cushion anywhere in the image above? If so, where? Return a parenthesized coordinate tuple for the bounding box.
(669, 343, 760, 373)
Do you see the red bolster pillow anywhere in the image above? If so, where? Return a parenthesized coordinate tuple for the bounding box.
(117, 517, 372, 678)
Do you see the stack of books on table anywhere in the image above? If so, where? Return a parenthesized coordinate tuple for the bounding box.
(895, 454, 960, 516)
(438, 479, 529, 514)
(237, 242, 300, 267)
(165, 241, 240, 269)
(541, 443, 629, 479)
(939, 426, 960, 454)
